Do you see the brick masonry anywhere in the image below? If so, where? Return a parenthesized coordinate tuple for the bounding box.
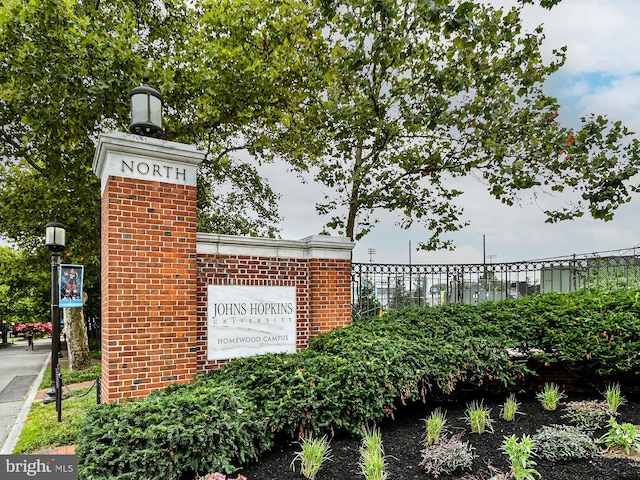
(195, 236, 354, 373)
(94, 133, 354, 402)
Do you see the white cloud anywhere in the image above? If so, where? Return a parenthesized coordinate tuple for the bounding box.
(506, 0, 640, 76)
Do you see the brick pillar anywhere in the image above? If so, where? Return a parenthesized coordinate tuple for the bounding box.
(92, 132, 204, 402)
(308, 258, 353, 335)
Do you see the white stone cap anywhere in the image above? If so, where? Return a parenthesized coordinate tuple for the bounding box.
(197, 233, 355, 260)
(92, 131, 205, 194)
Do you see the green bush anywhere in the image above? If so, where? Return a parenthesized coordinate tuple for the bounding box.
(420, 433, 475, 477)
(533, 425, 598, 462)
(510, 289, 640, 375)
(77, 381, 263, 479)
(76, 288, 640, 478)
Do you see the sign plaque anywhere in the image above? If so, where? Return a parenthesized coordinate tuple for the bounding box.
(207, 285, 297, 360)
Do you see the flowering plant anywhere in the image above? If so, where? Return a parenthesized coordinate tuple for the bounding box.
(202, 474, 247, 480)
(13, 322, 52, 336)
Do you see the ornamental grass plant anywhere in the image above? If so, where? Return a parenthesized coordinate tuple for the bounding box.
(536, 383, 566, 411)
(465, 400, 493, 434)
(290, 435, 332, 480)
(358, 426, 388, 480)
(603, 382, 626, 414)
(425, 408, 447, 446)
(500, 394, 521, 422)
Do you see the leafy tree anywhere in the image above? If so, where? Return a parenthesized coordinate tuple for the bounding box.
(0, 246, 49, 325)
(2, 0, 639, 280)
(0, 0, 324, 255)
(0, 0, 325, 343)
(268, 0, 640, 248)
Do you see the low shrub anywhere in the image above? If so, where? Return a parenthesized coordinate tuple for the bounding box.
(597, 417, 640, 455)
(75, 289, 640, 477)
(562, 399, 610, 431)
(77, 381, 264, 480)
(533, 425, 598, 462)
(420, 433, 475, 478)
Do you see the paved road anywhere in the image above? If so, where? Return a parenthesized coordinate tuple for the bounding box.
(0, 338, 51, 453)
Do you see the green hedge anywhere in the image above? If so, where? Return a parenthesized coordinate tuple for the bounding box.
(77, 288, 640, 478)
(77, 382, 264, 479)
(474, 289, 640, 375)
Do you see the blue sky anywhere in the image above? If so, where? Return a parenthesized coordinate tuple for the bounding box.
(259, 0, 640, 264)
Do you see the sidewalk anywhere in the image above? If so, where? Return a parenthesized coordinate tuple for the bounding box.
(0, 339, 51, 454)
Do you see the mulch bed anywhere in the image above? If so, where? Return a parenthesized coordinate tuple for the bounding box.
(238, 391, 640, 479)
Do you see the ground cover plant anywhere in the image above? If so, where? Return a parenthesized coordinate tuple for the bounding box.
(532, 424, 599, 462)
(76, 289, 640, 479)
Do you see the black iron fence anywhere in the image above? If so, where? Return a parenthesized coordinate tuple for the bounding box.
(351, 246, 640, 319)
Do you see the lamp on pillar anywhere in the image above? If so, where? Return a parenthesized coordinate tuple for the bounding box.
(43, 220, 66, 407)
(129, 75, 164, 139)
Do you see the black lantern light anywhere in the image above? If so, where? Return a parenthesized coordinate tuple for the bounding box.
(43, 220, 66, 417)
(44, 221, 66, 252)
(129, 75, 164, 138)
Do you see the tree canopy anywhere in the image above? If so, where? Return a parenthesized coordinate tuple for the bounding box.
(0, 246, 49, 325)
(268, 0, 640, 247)
(1, 0, 638, 268)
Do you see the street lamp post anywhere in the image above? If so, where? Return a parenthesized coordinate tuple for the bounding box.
(43, 221, 66, 412)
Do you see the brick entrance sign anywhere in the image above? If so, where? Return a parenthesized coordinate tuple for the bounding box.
(93, 133, 353, 402)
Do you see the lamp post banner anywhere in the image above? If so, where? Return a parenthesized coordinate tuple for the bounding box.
(59, 265, 84, 308)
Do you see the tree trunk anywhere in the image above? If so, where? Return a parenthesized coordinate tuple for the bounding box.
(64, 292, 91, 371)
(346, 135, 365, 241)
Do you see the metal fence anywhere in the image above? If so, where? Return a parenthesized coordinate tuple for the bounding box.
(351, 246, 640, 319)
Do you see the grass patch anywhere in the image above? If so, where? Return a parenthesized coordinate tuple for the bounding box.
(12, 389, 95, 454)
(38, 363, 102, 390)
(12, 362, 102, 453)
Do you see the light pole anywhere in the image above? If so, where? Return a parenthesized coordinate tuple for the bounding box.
(43, 220, 66, 410)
